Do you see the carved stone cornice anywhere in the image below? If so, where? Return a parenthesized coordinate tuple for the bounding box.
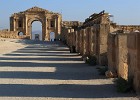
(25, 6, 48, 12)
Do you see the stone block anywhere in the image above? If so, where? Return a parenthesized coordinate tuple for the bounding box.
(127, 34, 136, 49)
(100, 36, 107, 45)
(118, 34, 128, 48)
(137, 33, 140, 71)
(134, 71, 140, 93)
(105, 70, 117, 78)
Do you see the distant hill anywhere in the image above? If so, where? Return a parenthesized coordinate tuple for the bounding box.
(32, 30, 42, 34)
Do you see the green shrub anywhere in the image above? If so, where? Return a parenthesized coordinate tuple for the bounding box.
(97, 66, 108, 75)
(86, 56, 97, 66)
(115, 77, 133, 93)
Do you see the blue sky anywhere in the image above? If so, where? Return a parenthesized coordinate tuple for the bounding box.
(0, 0, 140, 30)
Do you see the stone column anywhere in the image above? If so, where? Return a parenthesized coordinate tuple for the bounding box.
(85, 27, 90, 56)
(73, 31, 76, 47)
(13, 17, 16, 31)
(136, 33, 140, 93)
(75, 31, 79, 52)
(89, 27, 94, 55)
(79, 30, 82, 54)
(23, 17, 25, 29)
(45, 16, 49, 41)
(58, 15, 61, 34)
(83, 29, 86, 55)
(107, 33, 116, 72)
(79, 29, 84, 55)
(55, 18, 57, 30)
(98, 24, 109, 66)
(25, 15, 28, 35)
(128, 32, 140, 93)
(56, 15, 61, 40)
(16, 17, 19, 31)
(115, 34, 128, 80)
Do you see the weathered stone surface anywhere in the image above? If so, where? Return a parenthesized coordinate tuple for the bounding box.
(116, 34, 128, 80)
(127, 32, 140, 93)
(108, 33, 128, 80)
(0, 30, 19, 39)
(127, 34, 136, 49)
(134, 71, 140, 93)
(107, 34, 116, 63)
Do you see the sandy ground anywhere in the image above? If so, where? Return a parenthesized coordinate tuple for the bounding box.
(0, 38, 27, 55)
(0, 38, 139, 100)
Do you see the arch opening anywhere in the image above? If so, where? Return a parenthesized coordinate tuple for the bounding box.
(50, 32, 55, 41)
(18, 32, 24, 36)
(31, 21, 42, 41)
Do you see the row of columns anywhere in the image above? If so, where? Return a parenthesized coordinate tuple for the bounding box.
(107, 32, 140, 93)
(65, 24, 109, 66)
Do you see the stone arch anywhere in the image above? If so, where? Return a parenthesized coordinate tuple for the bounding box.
(17, 31, 27, 39)
(28, 17, 44, 26)
(10, 6, 62, 41)
(31, 21, 42, 41)
(27, 17, 44, 40)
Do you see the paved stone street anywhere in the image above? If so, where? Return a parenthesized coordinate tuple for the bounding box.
(0, 40, 138, 100)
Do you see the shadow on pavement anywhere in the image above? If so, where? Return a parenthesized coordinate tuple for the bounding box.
(0, 40, 137, 99)
(0, 84, 135, 98)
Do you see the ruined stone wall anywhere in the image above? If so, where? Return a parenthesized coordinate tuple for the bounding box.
(61, 27, 67, 42)
(62, 11, 140, 94)
(0, 30, 29, 39)
(78, 28, 91, 56)
(128, 32, 140, 93)
(63, 28, 75, 47)
(62, 11, 110, 66)
(118, 25, 140, 32)
(109, 23, 140, 34)
(61, 21, 83, 43)
(62, 21, 83, 28)
(0, 30, 18, 39)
